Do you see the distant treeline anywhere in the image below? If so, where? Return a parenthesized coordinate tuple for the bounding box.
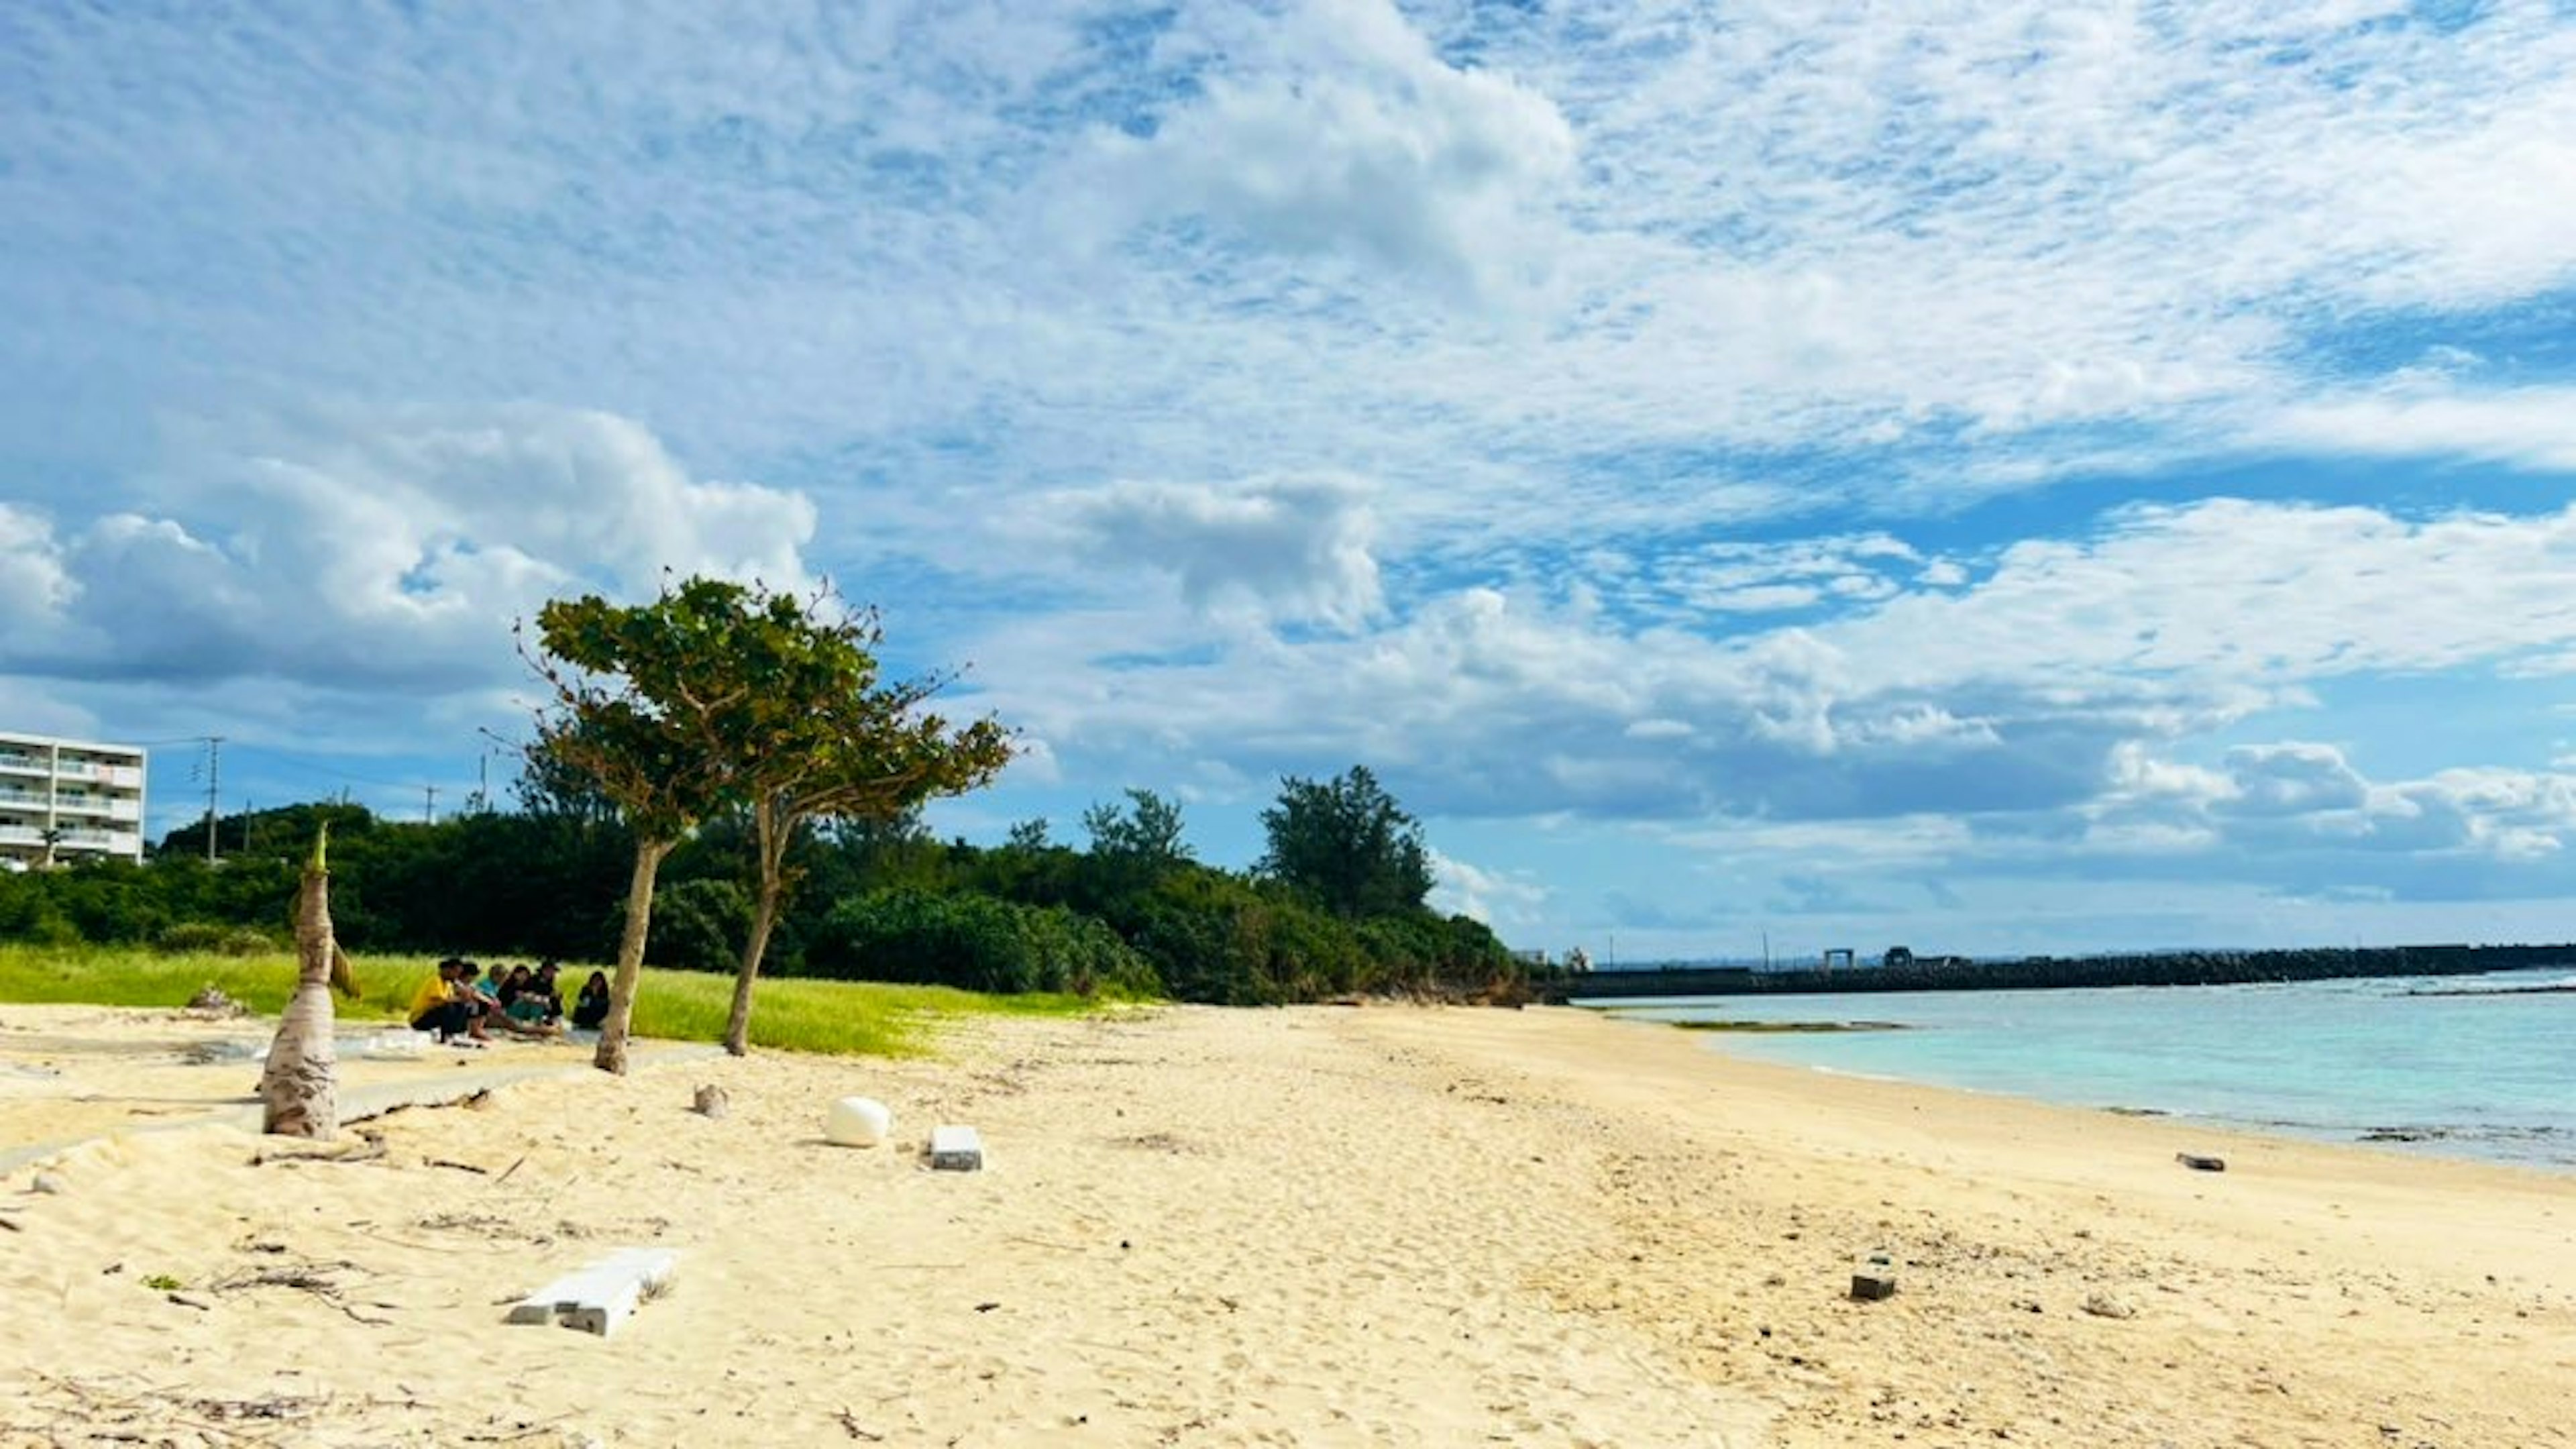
(1544, 943, 2576, 1001)
(1, 780, 1526, 1007)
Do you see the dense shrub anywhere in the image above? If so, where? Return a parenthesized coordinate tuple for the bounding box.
(806, 889, 1159, 997)
(154, 922, 283, 956)
(0, 794, 1528, 1008)
(639, 878, 753, 973)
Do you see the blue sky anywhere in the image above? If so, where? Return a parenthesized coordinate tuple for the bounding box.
(5, 0, 2575, 961)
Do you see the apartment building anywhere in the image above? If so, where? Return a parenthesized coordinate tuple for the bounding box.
(0, 732, 147, 868)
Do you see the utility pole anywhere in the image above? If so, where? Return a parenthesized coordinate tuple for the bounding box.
(423, 784, 439, 824)
(199, 737, 223, 864)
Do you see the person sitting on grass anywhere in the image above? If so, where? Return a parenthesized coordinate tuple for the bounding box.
(572, 970, 612, 1030)
(407, 959, 485, 1045)
(502, 967, 565, 1036)
(459, 961, 553, 1038)
(522, 961, 566, 1025)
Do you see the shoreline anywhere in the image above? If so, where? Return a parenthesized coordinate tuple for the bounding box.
(1680, 1034, 2576, 1175)
(4, 1002, 2570, 1446)
(1589, 973, 2576, 1174)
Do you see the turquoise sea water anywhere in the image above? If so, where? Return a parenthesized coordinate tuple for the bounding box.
(1591, 967, 2576, 1170)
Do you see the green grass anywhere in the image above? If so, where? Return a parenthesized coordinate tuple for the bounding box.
(0, 943, 1119, 1059)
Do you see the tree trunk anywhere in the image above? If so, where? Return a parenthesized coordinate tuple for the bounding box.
(722, 801, 791, 1057)
(260, 835, 339, 1138)
(594, 837, 672, 1075)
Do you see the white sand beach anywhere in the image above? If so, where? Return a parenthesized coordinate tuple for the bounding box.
(1, 1001, 2569, 1447)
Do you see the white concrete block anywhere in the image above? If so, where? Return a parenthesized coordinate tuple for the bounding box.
(509, 1248, 680, 1336)
(929, 1124, 983, 1171)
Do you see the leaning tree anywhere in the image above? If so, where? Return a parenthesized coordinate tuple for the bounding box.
(698, 582, 1012, 1056)
(523, 582, 745, 1075)
(525, 575, 1013, 1067)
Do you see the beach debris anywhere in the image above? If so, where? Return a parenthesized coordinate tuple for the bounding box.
(184, 985, 248, 1018)
(508, 1247, 680, 1336)
(30, 1173, 66, 1195)
(930, 1124, 985, 1172)
(691, 1084, 729, 1120)
(2082, 1293, 2137, 1320)
(1849, 1270, 1899, 1301)
(826, 1095, 892, 1146)
(250, 1130, 387, 1168)
(2175, 1152, 2227, 1173)
(209, 1255, 392, 1326)
(183, 1038, 264, 1065)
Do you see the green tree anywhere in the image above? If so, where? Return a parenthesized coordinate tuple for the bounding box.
(1257, 765, 1434, 919)
(694, 582, 1013, 1055)
(1083, 788, 1189, 868)
(524, 582, 747, 1074)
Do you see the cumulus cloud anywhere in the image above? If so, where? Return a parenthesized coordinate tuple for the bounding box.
(2217, 743, 2370, 818)
(1428, 847, 1548, 928)
(0, 407, 816, 693)
(1083, 0, 1575, 299)
(0, 505, 74, 647)
(1046, 473, 1384, 631)
(967, 492, 2576, 871)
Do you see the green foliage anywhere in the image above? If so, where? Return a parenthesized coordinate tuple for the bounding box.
(1083, 789, 1191, 867)
(1258, 765, 1435, 919)
(0, 944, 1097, 1058)
(154, 922, 282, 956)
(808, 888, 1161, 998)
(9, 742, 1520, 1008)
(638, 877, 752, 973)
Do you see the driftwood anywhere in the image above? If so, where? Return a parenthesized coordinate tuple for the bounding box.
(252, 1131, 386, 1167)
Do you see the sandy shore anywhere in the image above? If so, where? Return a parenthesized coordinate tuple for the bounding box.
(1, 1002, 2569, 1448)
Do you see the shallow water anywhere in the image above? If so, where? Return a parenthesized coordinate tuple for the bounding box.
(1593, 967, 2576, 1169)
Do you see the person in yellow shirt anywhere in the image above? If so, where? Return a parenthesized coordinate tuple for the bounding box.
(407, 959, 483, 1044)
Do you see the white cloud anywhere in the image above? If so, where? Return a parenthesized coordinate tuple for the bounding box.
(1428, 847, 1549, 928)
(1085, 0, 1576, 301)
(1044, 473, 1385, 631)
(1829, 498, 2576, 696)
(2218, 743, 2371, 818)
(2265, 386, 2576, 473)
(0, 505, 74, 647)
(1, 407, 816, 694)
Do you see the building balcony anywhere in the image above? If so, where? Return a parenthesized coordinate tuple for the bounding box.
(0, 822, 143, 857)
(50, 795, 137, 820)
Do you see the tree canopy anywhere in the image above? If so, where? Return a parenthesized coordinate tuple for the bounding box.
(525, 578, 768, 1071)
(1258, 765, 1435, 920)
(526, 575, 1014, 1059)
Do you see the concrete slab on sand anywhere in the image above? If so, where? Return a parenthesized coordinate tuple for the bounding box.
(0, 1013, 719, 1173)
